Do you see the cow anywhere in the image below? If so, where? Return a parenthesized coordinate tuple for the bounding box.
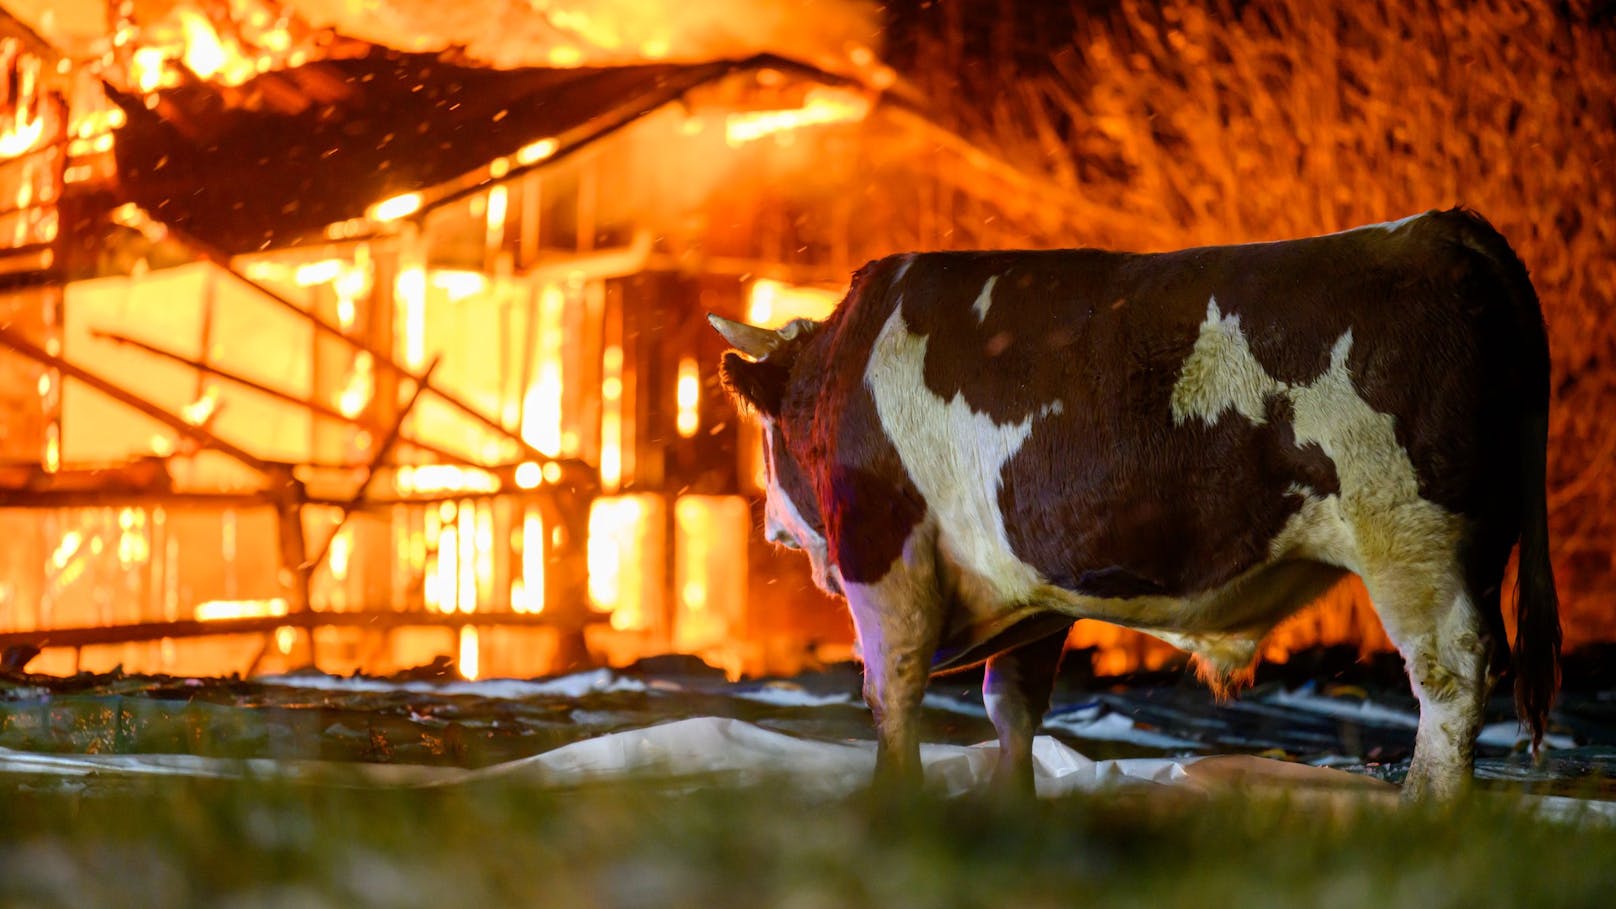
(711, 208, 1559, 800)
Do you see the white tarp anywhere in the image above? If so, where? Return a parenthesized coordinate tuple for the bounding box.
(0, 715, 1391, 797)
(6, 715, 1614, 822)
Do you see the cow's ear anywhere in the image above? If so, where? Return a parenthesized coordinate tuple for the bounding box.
(719, 351, 789, 417)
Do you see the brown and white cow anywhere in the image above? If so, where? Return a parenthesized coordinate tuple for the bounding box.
(712, 208, 1559, 800)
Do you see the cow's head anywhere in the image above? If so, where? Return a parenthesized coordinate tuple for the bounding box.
(708, 313, 842, 596)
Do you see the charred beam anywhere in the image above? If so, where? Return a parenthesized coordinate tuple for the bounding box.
(150, 219, 546, 461)
(0, 609, 614, 652)
(91, 328, 475, 466)
(0, 325, 274, 475)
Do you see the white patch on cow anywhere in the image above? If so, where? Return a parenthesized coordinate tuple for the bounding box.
(1167, 295, 1480, 796)
(1169, 304, 1461, 586)
(1170, 298, 1282, 426)
(841, 521, 944, 771)
(864, 307, 1049, 602)
(971, 275, 999, 324)
(1286, 332, 1462, 570)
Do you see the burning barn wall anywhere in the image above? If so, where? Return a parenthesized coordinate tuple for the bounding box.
(0, 4, 1043, 680)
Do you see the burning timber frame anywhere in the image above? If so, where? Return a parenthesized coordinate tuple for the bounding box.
(0, 19, 1096, 678)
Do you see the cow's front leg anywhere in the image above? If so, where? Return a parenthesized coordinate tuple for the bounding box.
(844, 533, 944, 789)
(984, 624, 1071, 797)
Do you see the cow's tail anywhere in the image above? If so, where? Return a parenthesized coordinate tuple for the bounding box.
(1447, 207, 1561, 750)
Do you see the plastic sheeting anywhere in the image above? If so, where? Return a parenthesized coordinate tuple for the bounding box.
(0, 715, 1386, 799)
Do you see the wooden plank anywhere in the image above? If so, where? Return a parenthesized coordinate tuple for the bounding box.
(0, 324, 275, 475)
(0, 609, 613, 651)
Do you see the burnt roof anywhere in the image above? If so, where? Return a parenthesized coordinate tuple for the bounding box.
(109, 49, 827, 254)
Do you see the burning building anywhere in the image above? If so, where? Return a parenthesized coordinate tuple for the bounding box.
(0, 0, 1607, 682)
(0, 0, 1087, 679)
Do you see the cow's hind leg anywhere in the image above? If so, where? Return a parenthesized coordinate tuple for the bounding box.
(1361, 564, 1490, 801)
(844, 530, 945, 789)
(984, 624, 1071, 797)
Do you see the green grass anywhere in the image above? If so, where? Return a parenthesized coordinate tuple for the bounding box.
(2, 775, 1613, 908)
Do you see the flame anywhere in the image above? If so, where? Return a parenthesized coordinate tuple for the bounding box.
(195, 598, 289, 621)
(672, 496, 750, 655)
(435, 523, 459, 613)
(368, 192, 423, 222)
(514, 461, 543, 489)
(458, 500, 477, 613)
(328, 527, 353, 581)
(747, 279, 842, 327)
(521, 283, 567, 458)
(430, 270, 489, 302)
(396, 465, 501, 495)
(293, 259, 345, 286)
(725, 86, 873, 146)
(589, 495, 658, 631)
(513, 507, 545, 614)
(0, 115, 46, 159)
(182, 388, 219, 425)
(176, 9, 230, 80)
(486, 185, 508, 248)
(50, 531, 83, 571)
(675, 357, 701, 438)
(458, 626, 480, 680)
(599, 344, 624, 491)
(131, 47, 168, 94)
(396, 265, 427, 369)
(516, 137, 559, 165)
(336, 353, 374, 419)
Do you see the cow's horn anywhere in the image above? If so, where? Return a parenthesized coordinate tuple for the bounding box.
(707, 313, 781, 359)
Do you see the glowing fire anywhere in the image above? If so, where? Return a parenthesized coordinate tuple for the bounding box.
(725, 86, 873, 146)
(336, 353, 375, 419)
(675, 357, 701, 438)
(195, 598, 289, 621)
(514, 461, 543, 489)
(521, 284, 568, 457)
(746, 279, 842, 327)
(369, 192, 423, 222)
(396, 465, 501, 495)
(459, 626, 480, 680)
(599, 344, 625, 491)
(0, 112, 46, 158)
(512, 507, 545, 614)
(672, 496, 749, 656)
(395, 265, 427, 370)
(176, 9, 230, 81)
(588, 495, 664, 632)
(517, 137, 559, 165)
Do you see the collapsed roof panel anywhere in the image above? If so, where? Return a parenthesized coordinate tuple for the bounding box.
(109, 49, 738, 253)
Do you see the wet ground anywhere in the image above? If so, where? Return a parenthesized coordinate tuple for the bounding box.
(1, 646, 1613, 798)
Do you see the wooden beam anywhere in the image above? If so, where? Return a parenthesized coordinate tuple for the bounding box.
(305, 358, 440, 576)
(0, 609, 613, 652)
(92, 329, 476, 465)
(0, 324, 275, 475)
(149, 218, 547, 461)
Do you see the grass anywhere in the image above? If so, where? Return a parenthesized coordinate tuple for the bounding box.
(2, 774, 1613, 908)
